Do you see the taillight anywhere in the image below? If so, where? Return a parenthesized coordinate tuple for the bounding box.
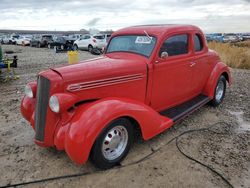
(93, 39, 97, 43)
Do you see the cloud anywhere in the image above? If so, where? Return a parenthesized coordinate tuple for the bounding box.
(0, 0, 249, 32)
(87, 18, 101, 27)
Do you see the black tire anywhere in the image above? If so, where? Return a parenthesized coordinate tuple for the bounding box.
(73, 44, 78, 51)
(90, 118, 134, 169)
(88, 45, 93, 52)
(210, 75, 226, 107)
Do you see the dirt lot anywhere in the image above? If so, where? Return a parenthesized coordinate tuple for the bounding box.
(0, 45, 249, 188)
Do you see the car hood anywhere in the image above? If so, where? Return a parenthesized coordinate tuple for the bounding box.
(51, 54, 148, 86)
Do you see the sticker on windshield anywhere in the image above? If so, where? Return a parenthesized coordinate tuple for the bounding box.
(135, 36, 152, 44)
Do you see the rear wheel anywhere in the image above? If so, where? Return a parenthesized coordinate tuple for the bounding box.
(90, 118, 134, 169)
(210, 75, 226, 106)
(88, 45, 93, 52)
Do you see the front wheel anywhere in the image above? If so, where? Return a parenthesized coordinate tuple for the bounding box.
(210, 75, 226, 106)
(90, 118, 134, 169)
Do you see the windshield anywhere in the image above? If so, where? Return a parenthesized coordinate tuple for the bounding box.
(106, 35, 156, 57)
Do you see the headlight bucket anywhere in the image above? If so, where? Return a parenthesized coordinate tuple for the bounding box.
(49, 95, 60, 113)
(49, 93, 77, 113)
(24, 82, 37, 98)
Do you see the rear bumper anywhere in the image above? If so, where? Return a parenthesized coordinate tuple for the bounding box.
(93, 43, 106, 49)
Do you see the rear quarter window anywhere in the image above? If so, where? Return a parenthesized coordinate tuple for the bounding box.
(194, 34, 203, 52)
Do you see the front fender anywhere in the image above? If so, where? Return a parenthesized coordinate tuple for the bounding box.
(203, 62, 232, 98)
(64, 97, 173, 164)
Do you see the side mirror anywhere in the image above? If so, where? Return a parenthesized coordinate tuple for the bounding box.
(160, 51, 168, 59)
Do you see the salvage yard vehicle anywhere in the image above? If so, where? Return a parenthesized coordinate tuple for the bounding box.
(47, 36, 74, 50)
(21, 24, 231, 169)
(73, 34, 107, 51)
(1, 36, 11, 44)
(223, 33, 240, 43)
(16, 36, 32, 46)
(30, 34, 53, 48)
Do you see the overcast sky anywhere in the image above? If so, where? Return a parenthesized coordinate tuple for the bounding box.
(0, 0, 250, 33)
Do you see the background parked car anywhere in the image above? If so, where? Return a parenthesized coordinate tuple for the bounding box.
(1, 36, 11, 44)
(30, 34, 53, 48)
(223, 33, 240, 43)
(73, 34, 106, 51)
(47, 36, 74, 50)
(242, 33, 250, 41)
(16, 36, 32, 46)
(9, 34, 20, 44)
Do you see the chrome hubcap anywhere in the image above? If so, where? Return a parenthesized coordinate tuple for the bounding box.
(102, 126, 128, 160)
(215, 80, 224, 101)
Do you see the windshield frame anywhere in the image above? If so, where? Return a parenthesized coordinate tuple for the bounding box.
(105, 34, 157, 58)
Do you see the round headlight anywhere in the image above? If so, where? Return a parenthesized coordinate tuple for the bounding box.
(49, 95, 60, 113)
(24, 85, 33, 98)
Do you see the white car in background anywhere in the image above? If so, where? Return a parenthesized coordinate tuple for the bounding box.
(16, 36, 32, 46)
(223, 33, 240, 43)
(73, 34, 106, 51)
(1, 36, 11, 44)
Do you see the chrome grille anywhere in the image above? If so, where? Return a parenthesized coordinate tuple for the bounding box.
(35, 76, 50, 141)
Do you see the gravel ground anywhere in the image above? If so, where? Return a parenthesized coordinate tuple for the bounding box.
(0, 45, 249, 188)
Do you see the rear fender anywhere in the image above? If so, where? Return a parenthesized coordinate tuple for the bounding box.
(64, 97, 173, 164)
(203, 62, 232, 98)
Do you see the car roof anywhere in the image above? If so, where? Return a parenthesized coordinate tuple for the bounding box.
(113, 24, 202, 38)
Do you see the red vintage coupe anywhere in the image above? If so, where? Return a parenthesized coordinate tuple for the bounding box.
(21, 25, 232, 169)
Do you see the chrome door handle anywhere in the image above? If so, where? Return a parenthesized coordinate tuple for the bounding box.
(190, 62, 196, 67)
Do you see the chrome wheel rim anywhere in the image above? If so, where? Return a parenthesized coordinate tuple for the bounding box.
(215, 80, 224, 101)
(102, 125, 128, 161)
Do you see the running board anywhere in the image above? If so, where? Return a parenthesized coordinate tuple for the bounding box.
(160, 94, 211, 122)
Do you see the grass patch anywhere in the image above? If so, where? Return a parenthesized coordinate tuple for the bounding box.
(208, 41, 250, 69)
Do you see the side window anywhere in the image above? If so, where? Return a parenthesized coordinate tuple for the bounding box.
(194, 34, 203, 52)
(81, 35, 88, 40)
(85, 35, 91, 39)
(159, 34, 188, 57)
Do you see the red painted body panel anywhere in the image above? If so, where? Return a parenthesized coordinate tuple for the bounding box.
(20, 24, 232, 165)
(63, 98, 173, 164)
(203, 61, 232, 98)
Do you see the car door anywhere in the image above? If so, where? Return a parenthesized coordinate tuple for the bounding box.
(84, 35, 91, 49)
(191, 33, 214, 95)
(77, 35, 89, 49)
(151, 33, 195, 111)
